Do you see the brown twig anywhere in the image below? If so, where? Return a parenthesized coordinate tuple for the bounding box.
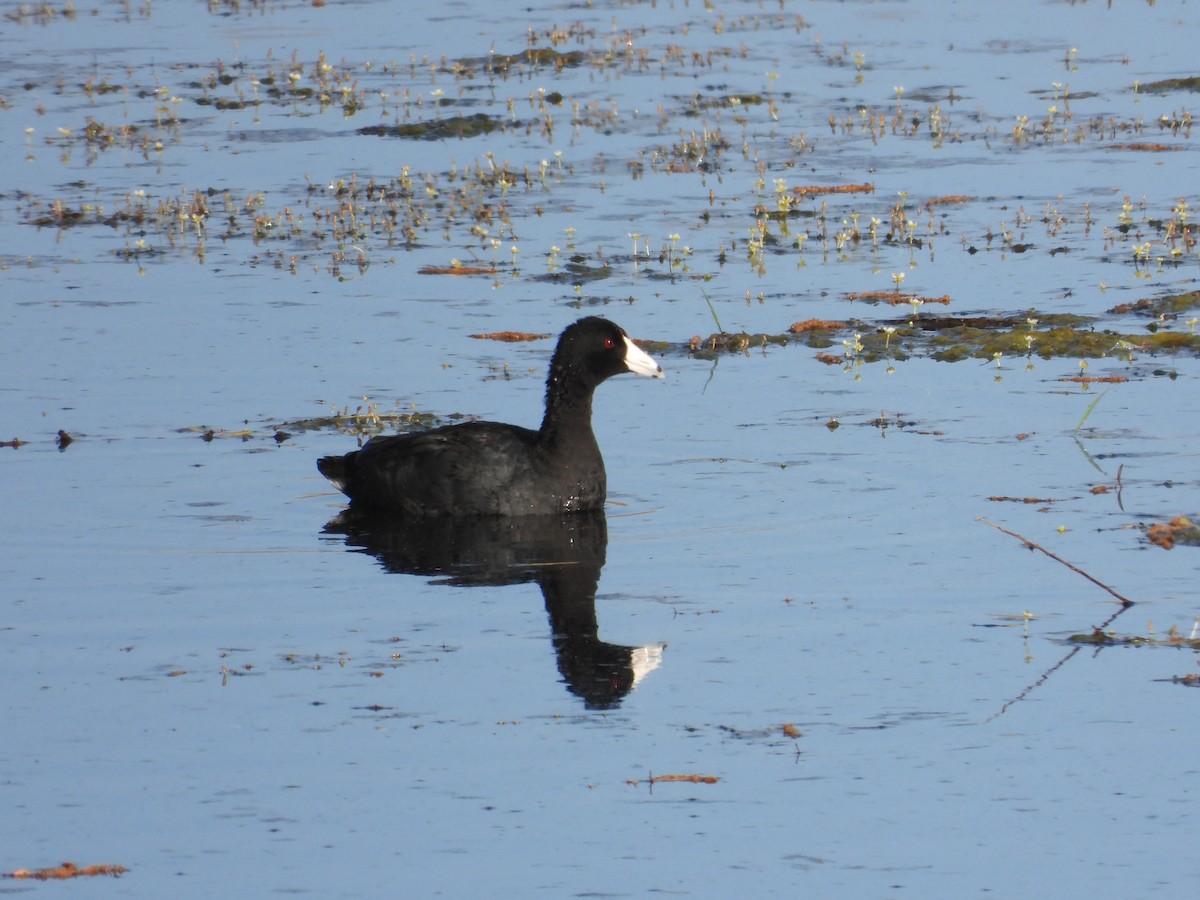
(644, 771, 720, 794)
(975, 517, 1134, 607)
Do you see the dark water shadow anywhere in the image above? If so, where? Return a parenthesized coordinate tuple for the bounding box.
(321, 509, 665, 709)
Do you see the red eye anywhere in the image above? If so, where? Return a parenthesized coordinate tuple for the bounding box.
(604, 338, 615, 348)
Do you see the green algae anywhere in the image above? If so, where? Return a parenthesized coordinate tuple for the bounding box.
(675, 295, 1200, 366)
(685, 306, 1200, 365)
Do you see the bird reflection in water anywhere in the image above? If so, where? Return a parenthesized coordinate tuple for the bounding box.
(321, 510, 665, 709)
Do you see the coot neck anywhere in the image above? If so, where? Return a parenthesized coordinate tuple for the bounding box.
(537, 368, 600, 452)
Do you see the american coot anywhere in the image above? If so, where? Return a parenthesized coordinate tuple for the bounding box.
(317, 316, 663, 516)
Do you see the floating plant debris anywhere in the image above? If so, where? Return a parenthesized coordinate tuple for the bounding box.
(791, 183, 875, 198)
(1108, 290, 1200, 319)
(987, 496, 1068, 505)
(1069, 627, 1200, 648)
(358, 113, 506, 140)
(925, 195, 974, 207)
(1136, 76, 1200, 94)
(1106, 143, 1183, 152)
(5, 862, 127, 880)
(1143, 516, 1200, 550)
(656, 308, 1200, 368)
(647, 773, 719, 785)
(468, 331, 550, 342)
(418, 264, 501, 275)
(789, 319, 848, 334)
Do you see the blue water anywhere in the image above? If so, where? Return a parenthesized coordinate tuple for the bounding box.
(3, 0, 1199, 895)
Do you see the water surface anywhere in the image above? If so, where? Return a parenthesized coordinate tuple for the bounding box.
(3, 0, 1199, 895)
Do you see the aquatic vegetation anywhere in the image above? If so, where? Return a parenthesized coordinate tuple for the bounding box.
(678, 305, 1200, 368)
(179, 399, 444, 443)
(6, 0, 1200, 361)
(687, 330, 791, 358)
(1137, 76, 1200, 95)
(1068, 625, 1200, 649)
(358, 113, 506, 141)
(7, 0, 1200, 306)
(1108, 289, 1200, 320)
(485, 48, 587, 73)
(292, 398, 444, 438)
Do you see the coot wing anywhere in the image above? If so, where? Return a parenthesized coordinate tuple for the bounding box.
(324, 421, 586, 516)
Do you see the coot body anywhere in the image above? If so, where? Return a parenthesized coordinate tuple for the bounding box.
(317, 317, 662, 516)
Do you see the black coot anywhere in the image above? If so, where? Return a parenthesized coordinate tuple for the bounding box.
(317, 317, 663, 516)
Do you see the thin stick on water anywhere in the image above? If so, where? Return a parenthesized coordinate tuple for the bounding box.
(976, 516, 1134, 607)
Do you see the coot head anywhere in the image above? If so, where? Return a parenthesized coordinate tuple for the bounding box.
(547, 316, 663, 390)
